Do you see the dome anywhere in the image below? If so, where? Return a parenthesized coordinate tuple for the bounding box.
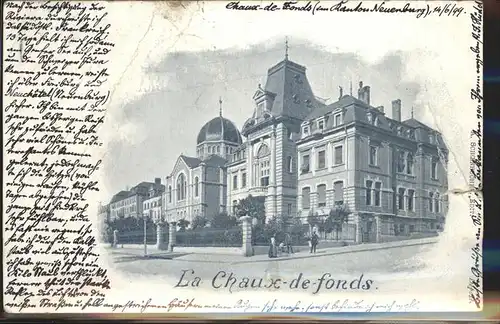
(196, 116, 242, 145)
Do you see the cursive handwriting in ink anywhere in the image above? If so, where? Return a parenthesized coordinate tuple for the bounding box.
(4, 0, 114, 312)
(467, 0, 483, 310)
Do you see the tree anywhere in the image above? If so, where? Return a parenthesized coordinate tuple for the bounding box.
(307, 209, 319, 233)
(234, 195, 266, 223)
(210, 212, 238, 229)
(328, 205, 350, 240)
(177, 219, 190, 232)
(191, 216, 208, 230)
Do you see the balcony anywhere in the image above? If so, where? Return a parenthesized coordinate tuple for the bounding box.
(249, 186, 268, 196)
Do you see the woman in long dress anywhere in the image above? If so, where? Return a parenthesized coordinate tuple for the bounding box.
(269, 235, 277, 258)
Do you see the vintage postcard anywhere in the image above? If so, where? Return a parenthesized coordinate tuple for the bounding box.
(3, 0, 483, 317)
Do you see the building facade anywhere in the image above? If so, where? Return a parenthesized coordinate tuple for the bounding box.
(109, 178, 165, 221)
(163, 113, 241, 227)
(296, 82, 448, 242)
(227, 58, 327, 223)
(104, 54, 448, 241)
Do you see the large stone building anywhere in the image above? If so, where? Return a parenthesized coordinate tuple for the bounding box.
(109, 179, 165, 221)
(104, 52, 448, 241)
(163, 108, 242, 226)
(296, 82, 448, 242)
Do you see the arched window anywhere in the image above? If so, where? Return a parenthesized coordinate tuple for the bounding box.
(406, 153, 414, 175)
(177, 173, 186, 201)
(168, 186, 172, 203)
(434, 193, 440, 213)
(194, 177, 199, 197)
(286, 156, 293, 173)
(257, 143, 270, 158)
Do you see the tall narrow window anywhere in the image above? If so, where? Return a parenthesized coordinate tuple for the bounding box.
(302, 187, 311, 209)
(168, 186, 172, 203)
(429, 192, 434, 212)
(233, 174, 238, 190)
(317, 150, 326, 169)
(366, 180, 373, 206)
(406, 153, 414, 175)
(397, 151, 406, 173)
(303, 126, 309, 136)
(431, 157, 438, 179)
(317, 184, 326, 207)
(194, 177, 199, 197)
(286, 156, 293, 173)
(334, 181, 344, 205)
(408, 189, 415, 211)
(369, 145, 378, 166)
(398, 188, 405, 210)
(301, 154, 310, 173)
(241, 172, 247, 188)
(435, 193, 440, 213)
(177, 174, 186, 201)
(334, 146, 343, 165)
(374, 182, 381, 206)
(287, 203, 292, 215)
(260, 161, 270, 187)
(318, 120, 324, 131)
(334, 113, 342, 126)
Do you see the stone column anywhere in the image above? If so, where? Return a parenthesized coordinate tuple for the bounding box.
(374, 215, 381, 243)
(156, 223, 167, 250)
(270, 131, 276, 185)
(168, 222, 177, 252)
(113, 230, 118, 248)
(354, 213, 362, 243)
(240, 216, 253, 257)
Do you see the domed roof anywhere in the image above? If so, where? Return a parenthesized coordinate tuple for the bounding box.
(197, 116, 242, 145)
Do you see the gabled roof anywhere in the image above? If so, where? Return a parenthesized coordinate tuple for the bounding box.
(110, 190, 131, 203)
(180, 155, 202, 168)
(402, 118, 435, 131)
(305, 95, 365, 120)
(203, 154, 227, 167)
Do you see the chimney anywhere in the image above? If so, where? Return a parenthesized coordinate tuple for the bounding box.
(376, 105, 384, 113)
(155, 177, 161, 185)
(363, 86, 370, 105)
(357, 81, 364, 100)
(392, 99, 401, 122)
(338, 86, 343, 100)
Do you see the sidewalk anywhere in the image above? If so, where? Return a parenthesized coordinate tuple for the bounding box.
(105, 237, 438, 264)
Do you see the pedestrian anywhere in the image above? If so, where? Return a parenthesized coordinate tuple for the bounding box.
(268, 235, 278, 258)
(310, 231, 319, 254)
(284, 233, 294, 254)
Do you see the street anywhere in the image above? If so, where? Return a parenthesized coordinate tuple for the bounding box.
(105, 244, 457, 296)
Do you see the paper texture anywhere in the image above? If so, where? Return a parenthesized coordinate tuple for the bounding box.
(3, 0, 483, 316)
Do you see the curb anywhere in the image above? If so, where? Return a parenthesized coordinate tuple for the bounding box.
(167, 238, 438, 264)
(232, 238, 438, 264)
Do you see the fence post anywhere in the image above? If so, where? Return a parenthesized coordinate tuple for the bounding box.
(375, 215, 381, 243)
(156, 222, 167, 250)
(113, 230, 118, 248)
(168, 221, 177, 252)
(240, 216, 253, 257)
(354, 213, 362, 243)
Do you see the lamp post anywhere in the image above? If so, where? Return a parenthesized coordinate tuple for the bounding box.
(143, 211, 150, 257)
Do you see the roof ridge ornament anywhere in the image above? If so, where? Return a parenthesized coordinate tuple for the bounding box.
(219, 96, 223, 117)
(285, 36, 289, 61)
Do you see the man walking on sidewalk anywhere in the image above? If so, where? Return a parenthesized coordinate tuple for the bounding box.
(284, 233, 293, 254)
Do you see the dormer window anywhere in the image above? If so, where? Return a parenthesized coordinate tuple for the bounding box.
(294, 74, 303, 84)
(334, 113, 342, 127)
(303, 125, 310, 136)
(257, 102, 265, 116)
(293, 94, 300, 104)
(305, 99, 312, 108)
(317, 120, 324, 131)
